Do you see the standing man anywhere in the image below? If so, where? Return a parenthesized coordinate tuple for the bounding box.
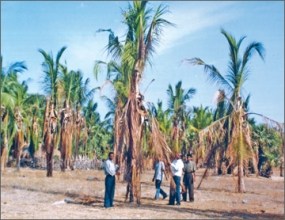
(169, 153, 184, 206)
(152, 155, 168, 200)
(104, 152, 119, 208)
(182, 153, 196, 202)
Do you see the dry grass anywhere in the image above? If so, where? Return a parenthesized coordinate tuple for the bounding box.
(1, 167, 284, 219)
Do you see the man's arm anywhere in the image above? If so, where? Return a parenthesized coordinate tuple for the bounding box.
(170, 160, 179, 171)
(193, 161, 196, 182)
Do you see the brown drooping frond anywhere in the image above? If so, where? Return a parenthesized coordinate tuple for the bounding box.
(246, 113, 284, 131)
(59, 101, 74, 172)
(99, 80, 113, 96)
(246, 112, 284, 158)
(196, 115, 228, 189)
(13, 107, 25, 171)
(43, 99, 58, 177)
(149, 115, 172, 177)
(42, 97, 51, 142)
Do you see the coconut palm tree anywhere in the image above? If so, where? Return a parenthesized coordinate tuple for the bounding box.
(94, 60, 129, 172)
(39, 47, 67, 174)
(2, 61, 36, 171)
(38, 46, 67, 108)
(97, 1, 174, 203)
(1, 59, 28, 171)
(167, 81, 196, 154)
(183, 29, 272, 192)
(43, 98, 58, 177)
(189, 105, 213, 167)
(150, 100, 172, 140)
(27, 95, 45, 167)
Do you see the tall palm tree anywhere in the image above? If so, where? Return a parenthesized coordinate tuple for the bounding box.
(183, 29, 266, 192)
(27, 95, 45, 167)
(72, 70, 98, 161)
(94, 60, 129, 172)
(98, 1, 174, 204)
(43, 98, 58, 177)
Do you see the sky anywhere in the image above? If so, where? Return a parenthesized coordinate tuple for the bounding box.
(1, 1, 284, 124)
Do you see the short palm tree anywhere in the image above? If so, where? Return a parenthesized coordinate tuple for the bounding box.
(1, 59, 28, 171)
(167, 80, 196, 154)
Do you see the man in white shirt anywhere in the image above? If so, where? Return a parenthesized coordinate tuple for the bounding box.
(104, 152, 119, 208)
(169, 153, 184, 206)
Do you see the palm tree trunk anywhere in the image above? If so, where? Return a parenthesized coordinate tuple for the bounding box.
(125, 69, 147, 204)
(14, 108, 24, 172)
(1, 112, 8, 172)
(1, 136, 8, 172)
(29, 115, 39, 167)
(74, 109, 82, 161)
(14, 131, 24, 171)
(113, 110, 122, 180)
(237, 158, 246, 193)
(45, 101, 58, 177)
(126, 96, 142, 204)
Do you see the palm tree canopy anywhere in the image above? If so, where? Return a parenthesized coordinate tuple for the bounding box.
(183, 29, 265, 107)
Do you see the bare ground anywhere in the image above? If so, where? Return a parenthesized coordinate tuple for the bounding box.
(1, 167, 284, 219)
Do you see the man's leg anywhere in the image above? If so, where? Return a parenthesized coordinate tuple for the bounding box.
(110, 177, 115, 206)
(168, 177, 176, 205)
(104, 176, 110, 207)
(190, 182, 194, 202)
(173, 176, 181, 205)
(182, 175, 189, 201)
(189, 174, 194, 202)
(155, 180, 161, 199)
(159, 181, 167, 198)
(104, 176, 112, 208)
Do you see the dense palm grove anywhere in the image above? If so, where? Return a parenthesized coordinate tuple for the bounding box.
(1, 1, 284, 199)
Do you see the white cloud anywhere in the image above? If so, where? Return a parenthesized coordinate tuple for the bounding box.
(156, 2, 241, 55)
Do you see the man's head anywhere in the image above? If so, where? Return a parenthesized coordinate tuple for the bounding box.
(176, 153, 182, 159)
(187, 153, 192, 161)
(108, 152, 114, 160)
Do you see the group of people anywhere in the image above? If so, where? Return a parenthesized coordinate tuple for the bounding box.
(154, 153, 196, 206)
(103, 151, 196, 208)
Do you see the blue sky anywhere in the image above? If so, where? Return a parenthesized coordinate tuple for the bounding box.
(1, 1, 284, 124)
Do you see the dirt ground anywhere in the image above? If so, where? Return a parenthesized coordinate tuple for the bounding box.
(1, 167, 284, 219)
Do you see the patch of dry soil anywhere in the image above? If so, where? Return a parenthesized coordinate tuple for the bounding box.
(1, 167, 284, 219)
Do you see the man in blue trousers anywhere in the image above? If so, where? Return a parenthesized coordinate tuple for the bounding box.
(169, 153, 184, 206)
(104, 152, 119, 208)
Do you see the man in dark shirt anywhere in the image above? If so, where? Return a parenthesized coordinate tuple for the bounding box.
(182, 153, 196, 202)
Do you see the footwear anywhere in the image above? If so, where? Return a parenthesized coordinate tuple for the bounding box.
(175, 203, 181, 206)
(190, 199, 194, 202)
(163, 195, 168, 200)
